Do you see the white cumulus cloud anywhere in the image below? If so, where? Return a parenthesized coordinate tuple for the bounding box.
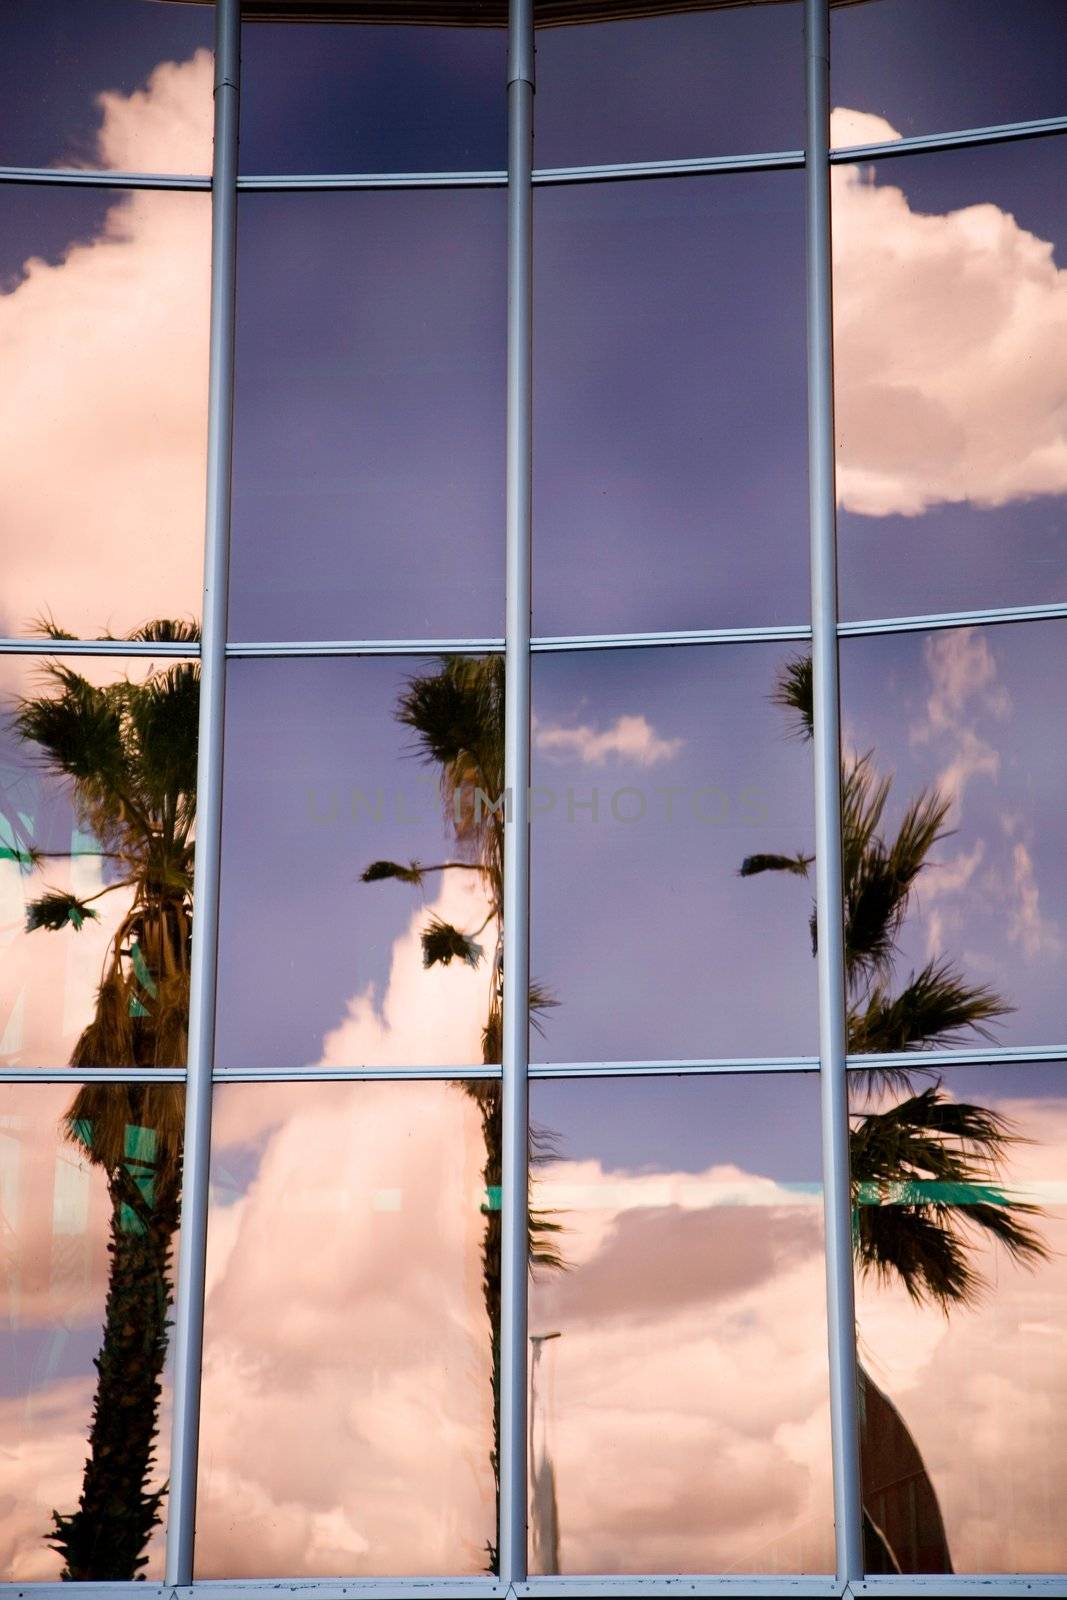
(533, 712, 683, 768)
(0, 52, 212, 639)
(831, 107, 1067, 518)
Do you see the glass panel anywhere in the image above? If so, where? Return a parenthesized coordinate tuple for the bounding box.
(198, 1079, 499, 1576)
(0, 0, 213, 173)
(0, 1082, 185, 1581)
(850, 1060, 1067, 1573)
(533, 173, 808, 637)
(838, 621, 1067, 1053)
(832, 0, 1067, 144)
(530, 645, 817, 1063)
(533, 3, 803, 169)
(228, 190, 505, 642)
(216, 655, 505, 1070)
(527, 1072, 832, 1574)
(238, 17, 506, 174)
(0, 183, 210, 639)
(1, 652, 198, 1069)
(833, 136, 1067, 620)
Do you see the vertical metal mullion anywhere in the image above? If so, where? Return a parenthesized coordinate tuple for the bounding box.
(164, 0, 240, 1583)
(804, 0, 864, 1584)
(500, 0, 534, 1584)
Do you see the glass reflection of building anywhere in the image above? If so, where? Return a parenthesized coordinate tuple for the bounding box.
(1, 0, 1065, 1593)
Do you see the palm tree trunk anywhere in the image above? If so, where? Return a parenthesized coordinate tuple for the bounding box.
(49, 1127, 181, 1581)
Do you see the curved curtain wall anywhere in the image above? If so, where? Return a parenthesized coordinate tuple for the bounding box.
(1, 0, 1065, 1587)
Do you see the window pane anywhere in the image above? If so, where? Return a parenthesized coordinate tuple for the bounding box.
(0, 652, 198, 1070)
(229, 191, 505, 642)
(534, 174, 808, 637)
(833, 136, 1067, 620)
(239, 18, 506, 174)
(0, 1082, 185, 1581)
(0, 0, 213, 173)
(850, 1060, 1067, 1573)
(0, 183, 210, 640)
(216, 656, 505, 1070)
(530, 645, 817, 1063)
(197, 1079, 498, 1576)
(832, 0, 1067, 145)
(838, 621, 1067, 1053)
(528, 1072, 832, 1574)
(533, 3, 803, 169)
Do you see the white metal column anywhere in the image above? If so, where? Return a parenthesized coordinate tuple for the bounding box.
(500, 0, 535, 1583)
(164, 0, 240, 1582)
(804, 0, 864, 1584)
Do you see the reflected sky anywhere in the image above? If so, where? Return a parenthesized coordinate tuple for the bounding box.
(0, 653, 197, 1070)
(216, 657, 503, 1070)
(850, 1061, 1067, 1573)
(533, 4, 803, 169)
(527, 1073, 832, 1574)
(832, 0, 1067, 140)
(228, 190, 505, 643)
(0, 0, 212, 172)
(0, 178, 209, 640)
(534, 174, 808, 637)
(198, 1080, 497, 1576)
(838, 621, 1067, 1050)
(833, 133, 1067, 619)
(530, 646, 818, 1063)
(0, 1083, 182, 1581)
(239, 19, 505, 174)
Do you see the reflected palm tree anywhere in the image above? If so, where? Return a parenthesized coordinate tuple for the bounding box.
(741, 656, 1047, 1571)
(11, 620, 198, 1580)
(361, 655, 561, 1572)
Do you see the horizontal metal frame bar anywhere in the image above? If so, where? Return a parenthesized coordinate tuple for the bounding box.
(4, 1577, 1065, 1599)
(838, 602, 1067, 637)
(0, 637, 200, 657)
(847, 1044, 1066, 1072)
(238, 170, 507, 190)
(532, 150, 803, 184)
(829, 113, 1067, 166)
(529, 1056, 820, 1076)
(517, 1582, 838, 1598)
(846, 1581, 1067, 1598)
(531, 624, 811, 649)
(5, 1046, 1063, 1090)
(225, 637, 504, 656)
(177, 1584, 504, 1599)
(212, 1064, 501, 1081)
(7, 602, 1063, 666)
(0, 1068, 186, 1085)
(5, 114, 1064, 200)
(0, 166, 210, 190)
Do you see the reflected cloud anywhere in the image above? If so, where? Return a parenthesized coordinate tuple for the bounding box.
(198, 1082, 496, 1578)
(832, 108, 1067, 518)
(0, 53, 210, 638)
(528, 1144, 833, 1574)
(317, 874, 494, 1069)
(533, 712, 684, 768)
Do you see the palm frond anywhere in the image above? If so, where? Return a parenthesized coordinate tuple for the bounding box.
(421, 915, 483, 969)
(25, 890, 100, 932)
(772, 656, 814, 739)
(738, 852, 813, 878)
(125, 619, 201, 645)
(361, 859, 424, 885)
(851, 1085, 1048, 1309)
(848, 958, 1011, 1056)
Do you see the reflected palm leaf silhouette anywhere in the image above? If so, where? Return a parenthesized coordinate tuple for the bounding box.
(741, 654, 1048, 1571)
(12, 620, 198, 1580)
(361, 655, 561, 1572)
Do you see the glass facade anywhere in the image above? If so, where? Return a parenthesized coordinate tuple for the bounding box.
(1, 0, 1064, 1593)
